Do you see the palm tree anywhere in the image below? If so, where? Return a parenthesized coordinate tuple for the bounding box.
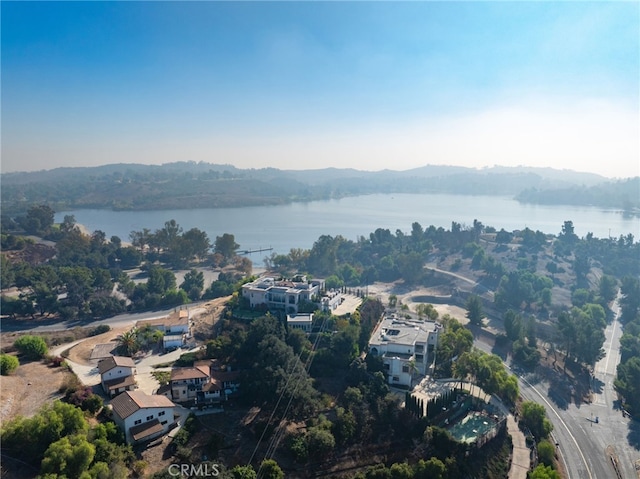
(117, 328, 139, 357)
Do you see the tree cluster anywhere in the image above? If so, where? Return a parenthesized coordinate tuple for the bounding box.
(614, 276, 640, 416)
(1, 401, 135, 478)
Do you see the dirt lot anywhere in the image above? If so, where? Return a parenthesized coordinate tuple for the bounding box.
(0, 360, 73, 425)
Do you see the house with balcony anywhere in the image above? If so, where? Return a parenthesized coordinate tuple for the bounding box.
(169, 365, 210, 404)
(242, 275, 340, 314)
(98, 356, 137, 397)
(110, 390, 176, 444)
(368, 314, 441, 388)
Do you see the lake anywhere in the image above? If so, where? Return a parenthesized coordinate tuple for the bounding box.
(55, 193, 639, 265)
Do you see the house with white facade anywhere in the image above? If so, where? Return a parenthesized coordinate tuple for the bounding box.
(287, 313, 314, 333)
(242, 275, 341, 314)
(110, 390, 176, 444)
(368, 314, 441, 388)
(137, 309, 191, 350)
(98, 356, 137, 397)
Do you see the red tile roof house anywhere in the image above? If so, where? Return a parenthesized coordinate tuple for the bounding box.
(110, 390, 176, 445)
(98, 356, 137, 397)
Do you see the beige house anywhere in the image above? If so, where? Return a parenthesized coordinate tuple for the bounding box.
(110, 390, 176, 444)
(98, 356, 137, 397)
(169, 365, 210, 403)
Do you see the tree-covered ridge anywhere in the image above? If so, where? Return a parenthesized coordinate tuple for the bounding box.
(2, 161, 632, 216)
(516, 177, 640, 214)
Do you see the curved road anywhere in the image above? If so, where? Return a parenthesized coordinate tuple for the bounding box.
(475, 293, 639, 479)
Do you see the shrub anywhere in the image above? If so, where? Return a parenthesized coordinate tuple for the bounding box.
(14, 335, 48, 360)
(50, 356, 66, 367)
(0, 354, 19, 375)
(89, 324, 111, 336)
(537, 439, 556, 467)
(59, 374, 82, 395)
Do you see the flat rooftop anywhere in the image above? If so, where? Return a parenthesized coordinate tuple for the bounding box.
(369, 314, 439, 347)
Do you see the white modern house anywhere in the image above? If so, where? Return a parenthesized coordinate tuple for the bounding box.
(110, 390, 176, 444)
(98, 356, 137, 397)
(287, 313, 314, 333)
(368, 314, 441, 387)
(242, 275, 341, 314)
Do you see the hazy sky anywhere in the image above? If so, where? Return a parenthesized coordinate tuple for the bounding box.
(2, 1, 639, 178)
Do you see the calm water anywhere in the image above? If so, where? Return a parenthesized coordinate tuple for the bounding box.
(56, 193, 639, 264)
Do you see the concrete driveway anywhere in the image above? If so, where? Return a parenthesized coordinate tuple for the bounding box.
(56, 340, 202, 394)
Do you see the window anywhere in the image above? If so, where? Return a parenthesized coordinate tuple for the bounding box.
(416, 354, 424, 362)
(146, 415, 154, 421)
(383, 363, 390, 371)
(392, 376, 399, 382)
(415, 345, 424, 353)
(402, 365, 409, 373)
(134, 419, 142, 425)
(159, 411, 166, 416)
(161, 420, 168, 425)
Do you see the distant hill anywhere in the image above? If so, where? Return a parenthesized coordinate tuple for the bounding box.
(1, 162, 637, 217)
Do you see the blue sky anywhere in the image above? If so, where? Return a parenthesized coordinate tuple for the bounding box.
(2, 1, 638, 178)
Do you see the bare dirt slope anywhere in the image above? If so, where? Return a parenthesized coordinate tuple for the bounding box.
(0, 361, 72, 424)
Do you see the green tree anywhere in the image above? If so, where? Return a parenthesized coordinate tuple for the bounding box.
(14, 335, 48, 360)
(214, 233, 240, 260)
(598, 275, 618, 305)
(521, 401, 553, 440)
(181, 227, 211, 261)
(22, 204, 55, 235)
(40, 434, 95, 477)
(258, 459, 284, 479)
(414, 457, 446, 479)
(529, 464, 561, 479)
(503, 310, 522, 341)
(537, 439, 556, 467)
(465, 295, 485, 326)
(306, 426, 335, 458)
(0, 354, 19, 375)
(180, 269, 205, 300)
(615, 356, 640, 415)
(1, 401, 89, 462)
(116, 329, 140, 357)
(230, 465, 257, 479)
(396, 252, 424, 284)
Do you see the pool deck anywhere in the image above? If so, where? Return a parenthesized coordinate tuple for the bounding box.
(412, 378, 530, 478)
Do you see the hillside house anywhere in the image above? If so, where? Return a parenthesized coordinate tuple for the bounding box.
(368, 314, 442, 387)
(242, 275, 340, 314)
(110, 390, 176, 444)
(98, 356, 137, 397)
(169, 365, 211, 403)
(287, 313, 314, 333)
(137, 309, 191, 350)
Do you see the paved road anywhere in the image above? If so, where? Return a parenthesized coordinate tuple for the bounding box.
(1, 302, 211, 333)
